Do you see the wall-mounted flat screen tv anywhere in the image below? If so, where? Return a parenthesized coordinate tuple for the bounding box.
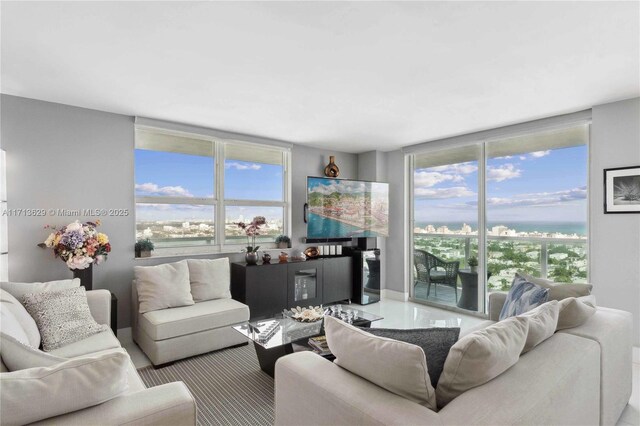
(307, 177, 389, 238)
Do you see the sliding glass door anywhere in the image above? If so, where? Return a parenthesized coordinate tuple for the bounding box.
(410, 124, 589, 315)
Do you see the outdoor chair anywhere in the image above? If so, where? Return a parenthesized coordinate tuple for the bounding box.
(414, 249, 460, 302)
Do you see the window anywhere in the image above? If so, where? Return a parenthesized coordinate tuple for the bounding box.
(410, 124, 589, 313)
(135, 127, 289, 255)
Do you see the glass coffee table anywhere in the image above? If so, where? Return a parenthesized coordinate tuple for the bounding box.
(233, 305, 383, 377)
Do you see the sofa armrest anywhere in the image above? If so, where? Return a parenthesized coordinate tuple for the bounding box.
(275, 352, 440, 426)
(87, 289, 111, 326)
(33, 382, 196, 426)
(488, 291, 507, 321)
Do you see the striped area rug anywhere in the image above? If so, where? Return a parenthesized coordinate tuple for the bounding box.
(138, 344, 274, 426)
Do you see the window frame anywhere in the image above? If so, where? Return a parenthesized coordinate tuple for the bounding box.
(134, 125, 291, 256)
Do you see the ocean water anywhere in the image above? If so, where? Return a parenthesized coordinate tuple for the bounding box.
(415, 221, 587, 237)
(307, 213, 384, 238)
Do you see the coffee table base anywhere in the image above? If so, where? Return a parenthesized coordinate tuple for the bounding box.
(254, 341, 294, 378)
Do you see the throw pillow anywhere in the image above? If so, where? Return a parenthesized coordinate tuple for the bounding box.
(556, 297, 596, 330)
(499, 275, 549, 320)
(518, 300, 559, 353)
(361, 327, 460, 388)
(0, 332, 67, 371)
(516, 272, 592, 300)
(134, 260, 194, 313)
(436, 316, 529, 408)
(0, 278, 80, 301)
(0, 289, 40, 348)
(187, 258, 232, 301)
(0, 306, 31, 346)
(22, 287, 108, 351)
(324, 316, 437, 410)
(0, 349, 129, 425)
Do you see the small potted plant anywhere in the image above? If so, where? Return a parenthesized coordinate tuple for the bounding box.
(468, 256, 478, 273)
(275, 234, 291, 249)
(135, 238, 155, 258)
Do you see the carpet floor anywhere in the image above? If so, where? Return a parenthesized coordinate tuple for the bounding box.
(138, 344, 274, 426)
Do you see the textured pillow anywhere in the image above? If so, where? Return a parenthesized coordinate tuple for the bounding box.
(325, 316, 437, 410)
(0, 332, 66, 371)
(556, 297, 596, 330)
(499, 275, 549, 320)
(0, 289, 40, 348)
(187, 258, 232, 301)
(361, 327, 460, 388)
(0, 278, 80, 301)
(0, 349, 129, 425)
(518, 300, 559, 353)
(134, 260, 194, 313)
(22, 287, 108, 351)
(436, 316, 529, 408)
(516, 272, 592, 300)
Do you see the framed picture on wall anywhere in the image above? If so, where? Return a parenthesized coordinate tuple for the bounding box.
(604, 165, 640, 214)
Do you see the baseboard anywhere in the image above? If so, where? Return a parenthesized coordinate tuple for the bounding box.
(634, 346, 639, 364)
(381, 289, 409, 302)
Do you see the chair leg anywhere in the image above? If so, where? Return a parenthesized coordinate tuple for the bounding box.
(427, 281, 431, 297)
(454, 285, 458, 302)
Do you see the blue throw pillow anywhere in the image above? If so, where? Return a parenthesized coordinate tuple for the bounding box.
(499, 275, 550, 320)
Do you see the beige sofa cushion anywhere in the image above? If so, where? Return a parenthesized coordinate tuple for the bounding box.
(0, 349, 129, 425)
(518, 300, 559, 353)
(436, 316, 529, 408)
(556, 297, 596, 330)
(134, 261, 194, 314)
(516, 272, 592, 300)
(0, 289, 40, 348)
(0, 332, 66, 371)
(48, 329, 121, 358)
(187, 258, 232, 301)
(140, 298, 250, 341)
(324, 315, 437, 411)
(0, 278, 80, 300)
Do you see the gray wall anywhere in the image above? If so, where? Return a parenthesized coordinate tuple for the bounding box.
(384, 150, 406, 294)
(1, 94, 357, 328)
(590, 97, 640, 346)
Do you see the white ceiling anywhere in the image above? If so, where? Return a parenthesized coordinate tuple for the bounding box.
(1, 1, 639, 153)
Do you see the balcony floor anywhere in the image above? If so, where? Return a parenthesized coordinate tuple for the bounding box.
(413, 282, 461, 308)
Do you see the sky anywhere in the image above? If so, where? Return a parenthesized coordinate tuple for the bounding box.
(414, 145, 588, 227)
(135, 150, 283, 222)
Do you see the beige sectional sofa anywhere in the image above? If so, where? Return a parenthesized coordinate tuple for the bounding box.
(1, 288, 196, 425)
(275, 293, 633, 426)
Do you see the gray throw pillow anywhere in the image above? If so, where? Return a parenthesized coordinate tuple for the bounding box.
(22, 287, 108, 351)
(361, 327, 460, 388)
(515, 272, 592, 300)
(499, 275, 549, 320)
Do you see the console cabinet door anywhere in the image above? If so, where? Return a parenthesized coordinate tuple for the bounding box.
(233, 263, 288, 320)
(287, 260, 323, 308)
(323, 257, 353, 304)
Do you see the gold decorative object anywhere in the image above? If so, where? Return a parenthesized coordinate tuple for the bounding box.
(304, 247, 319, 258)
(324, 156, 340, 177)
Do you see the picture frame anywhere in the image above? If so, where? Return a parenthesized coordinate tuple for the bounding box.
(604, 165, 640, 214)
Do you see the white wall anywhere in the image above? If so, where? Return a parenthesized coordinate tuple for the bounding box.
(1, 94, 358, 327)
(590, 97, 640, 346)
(384, 149, 407, 295)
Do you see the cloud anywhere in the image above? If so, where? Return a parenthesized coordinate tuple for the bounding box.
(135, 182, 194, 197)
(415, 186, 475, 199)
(225, 161, 261, 171)
(482, 186, 587, 208)
(429, 163, 477, 175)
(487, 164, 522, 182)
(519, 156, 527, 160)
(414, 171, 463, 188)
(530, 150, 551, 158)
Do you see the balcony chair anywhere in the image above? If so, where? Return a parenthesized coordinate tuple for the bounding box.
(414, 249, 460, 302)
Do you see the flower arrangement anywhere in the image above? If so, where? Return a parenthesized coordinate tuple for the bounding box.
(39, 220, 111, 270)
(236, 216, 266, 253)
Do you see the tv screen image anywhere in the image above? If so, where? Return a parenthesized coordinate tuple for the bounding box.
(307, 177, 389, 238)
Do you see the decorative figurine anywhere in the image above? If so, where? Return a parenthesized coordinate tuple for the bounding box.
(262, 253, 272, 264)
(278, 252, 289, 263)
(324, 155, 340, 177)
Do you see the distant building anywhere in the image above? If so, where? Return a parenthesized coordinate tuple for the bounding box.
(461, 223, 472, 234)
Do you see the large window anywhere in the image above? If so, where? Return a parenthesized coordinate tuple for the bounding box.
(135, 127, 289, 255)
(411, 124, 588, 313)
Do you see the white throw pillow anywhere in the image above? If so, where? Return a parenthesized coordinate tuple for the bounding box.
(0, 349, 129, 425)
(0, 332, 66, 371)
(0, 289, 40, 348)
(0, 307, 30, 346)
(0, 278, 80, 301)
(518, 300, 559, 353)
(22, 287, 108, 351)
(134, 260, 194, 314)
(556, 297, 596, 330)
(324, 316, 437, 410)
(516, 272, 592, 300)
(436, 316, 529, 408)
(187, 258, 232, 301)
